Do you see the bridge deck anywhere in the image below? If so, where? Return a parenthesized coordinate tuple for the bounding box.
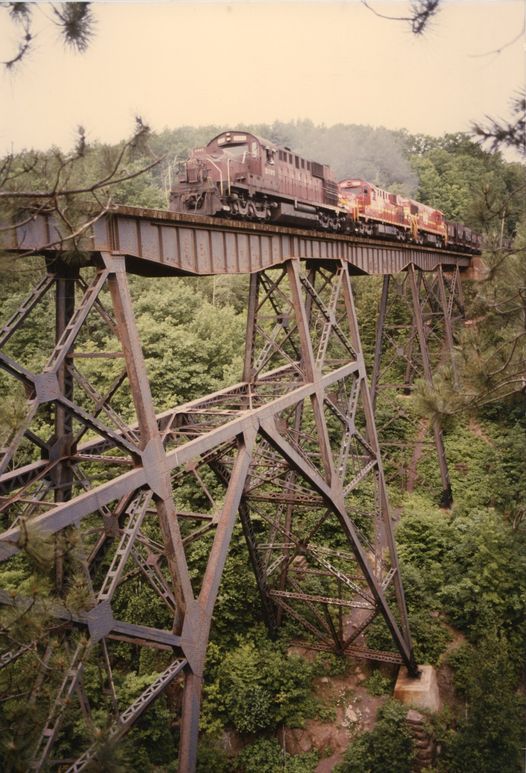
(4, 204, 473, 277)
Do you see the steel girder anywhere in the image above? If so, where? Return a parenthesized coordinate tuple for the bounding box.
(0, 253, 418, 771)
(2, 205, 473, 277)
(370, 265, 465, 506)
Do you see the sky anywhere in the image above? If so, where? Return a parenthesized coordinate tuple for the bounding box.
(0, 0, 524, 154)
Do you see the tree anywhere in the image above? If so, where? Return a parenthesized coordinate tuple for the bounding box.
(439, 507, 526, 640)
(236, 738, 318, 773)
(0, 117, 164, 258)
(474, 92, 526, 157)
(413, 222, 526, 416)
(200, 637, 316, 736)
(360, 1, 440, 35)
(359, 2, 525, 157)
(441, 630, 524, 773)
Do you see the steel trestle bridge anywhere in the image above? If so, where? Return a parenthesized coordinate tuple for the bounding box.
(0, 206, 471, 771)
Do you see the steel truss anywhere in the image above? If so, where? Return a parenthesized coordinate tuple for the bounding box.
(0, 253, 418, 770)
(370, 265, 465, 505)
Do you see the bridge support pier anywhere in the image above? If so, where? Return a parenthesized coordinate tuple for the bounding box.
(394, 664, 441, 713)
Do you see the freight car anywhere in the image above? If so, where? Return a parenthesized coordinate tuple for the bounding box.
(170, 130, 481, 253)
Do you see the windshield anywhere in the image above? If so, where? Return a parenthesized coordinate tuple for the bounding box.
(221, 143, 249, 159)
(342, 185, 364, 195)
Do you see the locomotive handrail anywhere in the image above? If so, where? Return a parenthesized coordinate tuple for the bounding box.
(206, 154, 225, 195)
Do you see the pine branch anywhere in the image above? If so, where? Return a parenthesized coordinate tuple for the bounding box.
(472, 92, 526, 155)
(361, 0, 440, 34)
(1, 2, 94, 68)
(50, 2, 95, 53)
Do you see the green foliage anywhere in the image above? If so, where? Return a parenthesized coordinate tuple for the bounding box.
(406, 610, 451, 665)
(131, 278, 245, 411)
(0, 651, 44, 770)
(397, 500, 452, 597)
(410, 133, 523, 232)
(119, 671, 175, 767)
(395, 483, 526, 648)
(445, 421, 526, 517)
(0, 382, 27, 446)
(111, 574, 172, 632)
(210, 540, 263, 642)
(314, 652, 350, 678)
(201, 636, 317, 736)
(440, 630, 524, 773)
(197, 275, 250, 313)
(236, 738, 318, 773)
(335, 700, 413, 773)
(364, 670, 392, 696)
(196, 735, 231, 772)
(439, 508, 526, 640)
(237, 738, 288, 772)
(82, 730, 134, 772)
(365, 607, 451, 666)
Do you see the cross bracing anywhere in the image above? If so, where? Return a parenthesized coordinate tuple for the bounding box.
(0, 208, 471, 770)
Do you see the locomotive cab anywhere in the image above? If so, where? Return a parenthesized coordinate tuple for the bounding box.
(339, 179, 371, 205)
(206, 132, 261, 184)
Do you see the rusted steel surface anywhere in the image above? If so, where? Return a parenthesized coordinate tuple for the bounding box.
(0, 202, 471, 770)
(0, 251, 420, 771)
(4, 205, 473, 276)
(370, 265, 465, 505)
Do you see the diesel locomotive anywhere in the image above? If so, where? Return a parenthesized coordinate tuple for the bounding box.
(170, 130, 481, 253)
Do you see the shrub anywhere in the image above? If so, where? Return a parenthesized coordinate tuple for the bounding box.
(335, 700, 413, 773)
(364, 670, 392, 696)
(202, 637, 317, 735)
(440, 630, 524, 773)
(236, 738, 318, 773)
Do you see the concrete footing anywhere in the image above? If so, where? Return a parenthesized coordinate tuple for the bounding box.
(394, 664, 440, 713)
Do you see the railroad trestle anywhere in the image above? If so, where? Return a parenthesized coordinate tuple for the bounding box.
(0, 208, 470, 770)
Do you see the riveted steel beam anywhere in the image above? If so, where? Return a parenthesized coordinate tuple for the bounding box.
(3, 205, 473, 277)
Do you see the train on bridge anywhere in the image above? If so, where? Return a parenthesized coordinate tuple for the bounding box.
(170, 130, 481, 253)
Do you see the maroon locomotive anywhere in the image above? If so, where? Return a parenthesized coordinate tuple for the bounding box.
(170, 130, 481, 253)
(170, 130, 345, 230)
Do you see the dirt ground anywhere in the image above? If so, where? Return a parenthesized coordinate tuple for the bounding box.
(286, 626, 467, 772)
(282, 651, 396, 771)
